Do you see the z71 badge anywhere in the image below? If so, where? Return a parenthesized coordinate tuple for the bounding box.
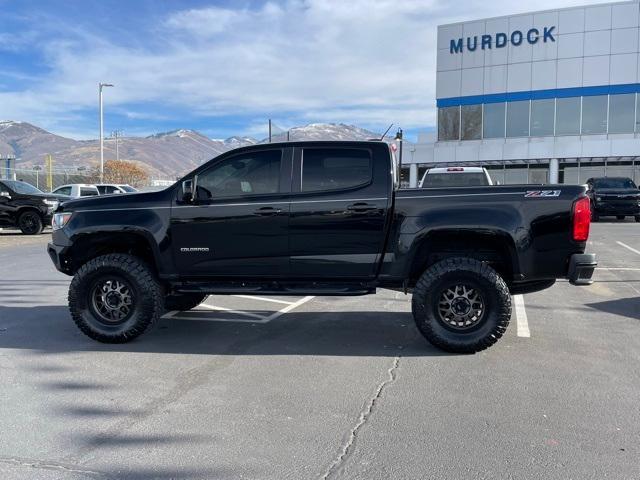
(525, 190, 561, 197)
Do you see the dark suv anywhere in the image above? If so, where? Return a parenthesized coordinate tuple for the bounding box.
(586, 177, 640, 222)
(0, 180, 68, 234)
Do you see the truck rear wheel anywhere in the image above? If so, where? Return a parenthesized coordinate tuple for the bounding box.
(412, 257, 511, 353)
(68, 254, 163, 343)
(165, 293, 207, 311)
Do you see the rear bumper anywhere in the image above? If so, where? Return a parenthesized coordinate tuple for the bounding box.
(567, 253, 597, 286)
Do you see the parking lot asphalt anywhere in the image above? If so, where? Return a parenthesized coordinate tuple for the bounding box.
(0, 223, 638, 480)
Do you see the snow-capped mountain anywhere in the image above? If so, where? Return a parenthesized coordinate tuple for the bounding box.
(0, 121, 392, 177)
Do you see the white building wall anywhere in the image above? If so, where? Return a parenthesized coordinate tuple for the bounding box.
(413, 1, 640, 169)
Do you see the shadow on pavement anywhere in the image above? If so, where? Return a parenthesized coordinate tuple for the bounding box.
(586, 297, 640, 320)
(0, 305, 449, 357)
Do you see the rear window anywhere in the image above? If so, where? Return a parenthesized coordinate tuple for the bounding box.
(422, 173, 490, 188)
(301, 148, 372, 192)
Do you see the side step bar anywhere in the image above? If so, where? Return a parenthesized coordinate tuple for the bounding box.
(174, 281, 376, 296)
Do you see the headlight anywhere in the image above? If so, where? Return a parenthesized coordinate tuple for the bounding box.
(596, 196, 602, 202)
(52, 212, 73, 230)
(44, 199, 59, 208)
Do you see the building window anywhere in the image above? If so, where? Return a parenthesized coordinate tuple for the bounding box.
(461, 105, 482, 140)
(530, 99, 555, 136)
(506, 100, 530, 137)
(609, 93, 635, 134)
(438, 106, 460, 141)
(581, 95, 608, 134)
(555, 97, 581, 135)
(483, 102, 505, 138)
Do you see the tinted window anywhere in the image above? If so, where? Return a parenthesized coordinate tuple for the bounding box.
(593, 177, 637, 189)
(197, 149, 282, 199)
(80, 187, 99, 196)
(530, 99, 555, 136)
(581, 95, 607, 134)
(438, 106, 460, 141)
(483, 103, 505, 138)
(422, 173, 490, 187)
(121, 185, 137, 192)
(461, 105, 482, 140)
(609, 93, 635, 134)
(556, 97, 581, 135)
(301, 148, 372, 192)
(54, 186, 72, 196)
(506, 100, 530, 137)
(4, 180, 43, 195)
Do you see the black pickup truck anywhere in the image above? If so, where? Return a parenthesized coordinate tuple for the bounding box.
(48, 141, 596, 352)
(586, 176, 640, 222)
(0, 179, 68, 234)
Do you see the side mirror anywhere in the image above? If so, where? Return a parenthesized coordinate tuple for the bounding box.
(181, 175, 198, 203)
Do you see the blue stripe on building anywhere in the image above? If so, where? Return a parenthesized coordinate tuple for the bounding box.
(436, 83, 640, 107)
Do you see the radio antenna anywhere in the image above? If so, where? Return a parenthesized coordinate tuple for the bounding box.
(380, 123, 394, 140)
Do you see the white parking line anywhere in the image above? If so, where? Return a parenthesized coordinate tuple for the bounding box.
(513, 295, 530, 338)
(232, 294, 295, 305)
(616, 241, 640, 257)
(164, 295, 314, 324)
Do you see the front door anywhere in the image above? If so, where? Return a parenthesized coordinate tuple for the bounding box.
(0, 182, 14, 227)
(170, 147, 291, 278)
(288, 145, 391, 279)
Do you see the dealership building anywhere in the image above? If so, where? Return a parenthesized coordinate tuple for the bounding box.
(405, 0, 640, 187)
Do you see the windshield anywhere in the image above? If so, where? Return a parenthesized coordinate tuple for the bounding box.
(2, 180, 43, 195)
(421, 173, 490, 188)
(593, 177, 637, 189)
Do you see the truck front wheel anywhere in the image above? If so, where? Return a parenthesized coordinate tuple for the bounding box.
(68, 254, 163, 343)
(412, 257, 511, 353)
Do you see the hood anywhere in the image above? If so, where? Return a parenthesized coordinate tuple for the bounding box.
(596, 188, 640, 195)
(59, 188, 172, 212)
(22, 192, 70, 202)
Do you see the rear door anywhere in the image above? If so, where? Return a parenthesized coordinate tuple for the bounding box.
(0, 181, 14, 226)
(289, 144, 391, 278)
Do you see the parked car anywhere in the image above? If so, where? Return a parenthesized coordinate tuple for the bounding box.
(52, 184, 100, 198)
(586, 177, 640, 222)
(0, 179, 69, 234)
(95, 184, 138, 195)
(420, 167, 493, 188)
(48, 141, 596, 353)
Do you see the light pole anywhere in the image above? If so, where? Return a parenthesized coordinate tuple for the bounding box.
(99, 82, 114, 183)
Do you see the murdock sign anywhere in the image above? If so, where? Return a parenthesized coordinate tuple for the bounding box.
(450, 26, 555, 53)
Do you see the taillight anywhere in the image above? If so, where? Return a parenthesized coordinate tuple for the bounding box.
(573, 196, 591, 242)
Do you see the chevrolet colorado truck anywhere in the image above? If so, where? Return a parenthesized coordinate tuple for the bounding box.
(48, 141, 597, 353)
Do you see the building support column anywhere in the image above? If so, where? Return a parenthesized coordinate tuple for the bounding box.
(549, 158, 559, 184)
(409, 163, 419, 188)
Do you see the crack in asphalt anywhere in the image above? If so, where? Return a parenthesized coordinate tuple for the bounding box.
(320, 356, 400, 479)
(0, 455, 107, 478)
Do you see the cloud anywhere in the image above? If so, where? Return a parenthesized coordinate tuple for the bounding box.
(1, 0, 616, 138)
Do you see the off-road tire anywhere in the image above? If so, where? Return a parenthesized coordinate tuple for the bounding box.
(165, 293, 207, 311)
(412, 257, 511, 353)
(68, 254, 163, 343)
(18, 210, 44, 235)
(591, 211, 599, 222)
(616, 215, 625, 220)
(635, 216, 640, 223)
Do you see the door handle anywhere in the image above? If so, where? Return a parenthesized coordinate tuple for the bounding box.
(346, 203, 377, 213)
(254, 206, 282, 216)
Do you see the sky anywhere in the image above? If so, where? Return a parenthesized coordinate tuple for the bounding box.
(0, 0, 615, 141)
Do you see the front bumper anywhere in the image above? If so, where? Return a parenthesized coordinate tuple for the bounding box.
(593, 201, 640, 216)
(567, 253, 597, 286)
(47, 242, 73, 275)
